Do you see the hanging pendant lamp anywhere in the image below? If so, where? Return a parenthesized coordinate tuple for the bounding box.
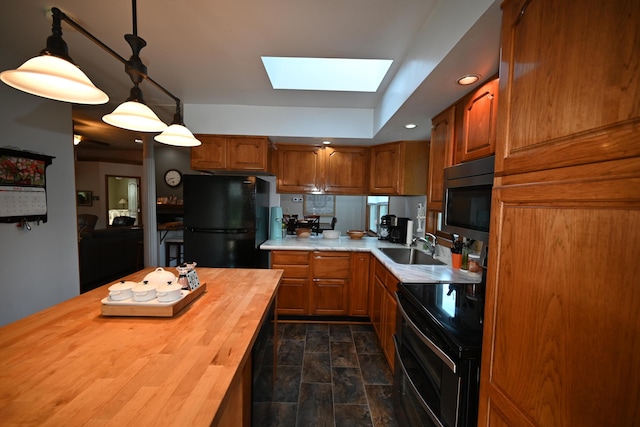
(0, 8, 108, 104)
(155, 102, 201, 147)
(102, 84, 167, 132)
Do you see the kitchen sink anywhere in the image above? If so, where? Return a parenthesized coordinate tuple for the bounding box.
(380, 247, 445, 266)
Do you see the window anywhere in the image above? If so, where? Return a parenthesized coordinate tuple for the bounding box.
(367, 196, 389, 234)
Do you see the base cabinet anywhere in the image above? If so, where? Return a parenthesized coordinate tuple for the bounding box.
(370, 257, 398, 371)
(271, 250, 370, 317)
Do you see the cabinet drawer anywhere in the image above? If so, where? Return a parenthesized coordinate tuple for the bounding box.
(272, 251, 309, 265)
(272, 264, 309, 279)
(312, 253, 350, 278)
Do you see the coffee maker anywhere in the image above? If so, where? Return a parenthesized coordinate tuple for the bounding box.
(379, 214, 396, 240)
(390, 217, 410, 244)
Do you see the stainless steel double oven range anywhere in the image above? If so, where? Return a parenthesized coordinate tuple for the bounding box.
(393, 277, 485, 427)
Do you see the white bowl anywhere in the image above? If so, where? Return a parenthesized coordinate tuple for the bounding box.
(108, 280, 137, 301)
(323, 230, 340, 239)
(156, 283, 183, 302)
(142, 267, 177, 287)
(132, 282, 158, 302)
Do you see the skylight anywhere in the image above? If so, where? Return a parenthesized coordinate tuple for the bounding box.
(261, 57, 393, 92)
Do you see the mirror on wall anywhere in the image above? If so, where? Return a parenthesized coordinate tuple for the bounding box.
(106, 175, 140, 226)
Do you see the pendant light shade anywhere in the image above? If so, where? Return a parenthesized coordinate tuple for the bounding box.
(155, 124, 201, 147)
(154, 102, 201, 146)
(102, 100, 167, 132)
(0, 55, 108, 105)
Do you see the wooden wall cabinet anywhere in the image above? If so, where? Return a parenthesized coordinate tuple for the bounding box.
(454, 77, 499, 164)
(427, 106, 455, 211)
(478, 1, 640, 426)
(274, 144, 369, 194)
(191, 135, 269, 172)
(370, 257, 398, 371)
(369, 140, 429, 195)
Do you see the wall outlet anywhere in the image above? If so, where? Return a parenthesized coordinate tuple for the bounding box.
(292, 197, 303, 202)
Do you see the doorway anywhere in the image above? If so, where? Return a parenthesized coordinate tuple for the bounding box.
(106, 175, 141, 226)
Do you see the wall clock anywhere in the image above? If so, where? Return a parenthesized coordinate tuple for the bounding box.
(164, 169, 182, 187)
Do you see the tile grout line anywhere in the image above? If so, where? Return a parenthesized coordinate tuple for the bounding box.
(352, 326, 376, 426)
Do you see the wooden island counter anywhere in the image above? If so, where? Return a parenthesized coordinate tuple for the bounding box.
(0, 267, 282, 426)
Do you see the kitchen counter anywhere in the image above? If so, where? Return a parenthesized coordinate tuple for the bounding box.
(0, 267, 283, 426)
(261, 235, 482, 284)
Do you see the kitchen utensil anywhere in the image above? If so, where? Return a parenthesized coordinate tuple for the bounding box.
(108, 280, 137, 301)
(142, 267, 176, 286)
(322, 230, 340, 239)
(347, 230, 365, 240)
(295, 228, 311, 238)
(132, 282, 158, 302)
(156, 282, 183, 302)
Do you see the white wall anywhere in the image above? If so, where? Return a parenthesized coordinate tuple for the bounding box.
(0, 48, 80, 327)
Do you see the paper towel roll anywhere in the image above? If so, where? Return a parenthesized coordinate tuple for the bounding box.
(406, 220, 414, 245)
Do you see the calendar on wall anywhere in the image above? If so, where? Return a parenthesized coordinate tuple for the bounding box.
(0, 148, 54, 224)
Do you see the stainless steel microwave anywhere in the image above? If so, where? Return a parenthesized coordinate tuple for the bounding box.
(442, 155, 494, 243)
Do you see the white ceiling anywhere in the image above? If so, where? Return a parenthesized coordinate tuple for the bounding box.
(1, 0, 501, 157)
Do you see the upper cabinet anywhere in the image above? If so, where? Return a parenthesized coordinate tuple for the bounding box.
(191, 135, 269, 172)
(369, 141, 429, 195)
(427, 107, 455, 211)
(495, 1, 639, 176)
(454, 77, 499, 164)
(274, 144, 369, 194)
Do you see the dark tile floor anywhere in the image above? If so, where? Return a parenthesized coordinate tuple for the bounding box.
(253, 323, 399, 427)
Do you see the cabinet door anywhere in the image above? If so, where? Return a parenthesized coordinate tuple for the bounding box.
(455, 77, 498, 164)
(428, 107, 455, 211)
(480, 163, 640, 427)
(276, 145, 324, 193)
(191, 135, 226, 170)
(371, 274, 384, 338)
(324, 147, 369, 194)
(310, 279, 348, 315)
(369, 143, 399, 194)
(496, 0, 640, 176)
(349, 252, 370, 316)
(381, 288, 396, 372)
(227, 136, 268, 171)
(277, 278, 309, 315)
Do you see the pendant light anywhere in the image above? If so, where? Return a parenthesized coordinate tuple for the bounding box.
(103, 84, 167, 132)
(0, 8, 108, 104)
(1, 2, 200, 146)
(154, 102, 201, 147)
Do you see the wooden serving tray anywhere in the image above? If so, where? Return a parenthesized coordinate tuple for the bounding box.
(101, 283, 206, 317)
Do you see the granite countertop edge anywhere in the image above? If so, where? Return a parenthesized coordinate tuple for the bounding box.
(261, 236, 482, 284)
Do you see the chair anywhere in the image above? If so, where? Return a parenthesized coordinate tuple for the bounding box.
(78, 214, 98, 234)
(112, 216, 135, 227)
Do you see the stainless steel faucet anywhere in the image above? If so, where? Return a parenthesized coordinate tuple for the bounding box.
(412, 233, 437, 256)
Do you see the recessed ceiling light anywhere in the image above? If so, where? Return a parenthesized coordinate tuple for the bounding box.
(457, 74, 480, 85)
(322, 140, 332, 145)
(134, 138, 143, 144)
(261, 57, 393, 92)
(73, 134, 81, 145)
(404, 123, 417, 129)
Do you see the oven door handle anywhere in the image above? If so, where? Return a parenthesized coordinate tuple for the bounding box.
(396, 292, 457, 373)
(394, 336, 446, 427)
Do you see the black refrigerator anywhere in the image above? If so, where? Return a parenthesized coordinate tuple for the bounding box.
(183, 174, 270, 268)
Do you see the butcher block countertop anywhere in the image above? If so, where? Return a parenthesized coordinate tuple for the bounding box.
(0, 267, 283, 426)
